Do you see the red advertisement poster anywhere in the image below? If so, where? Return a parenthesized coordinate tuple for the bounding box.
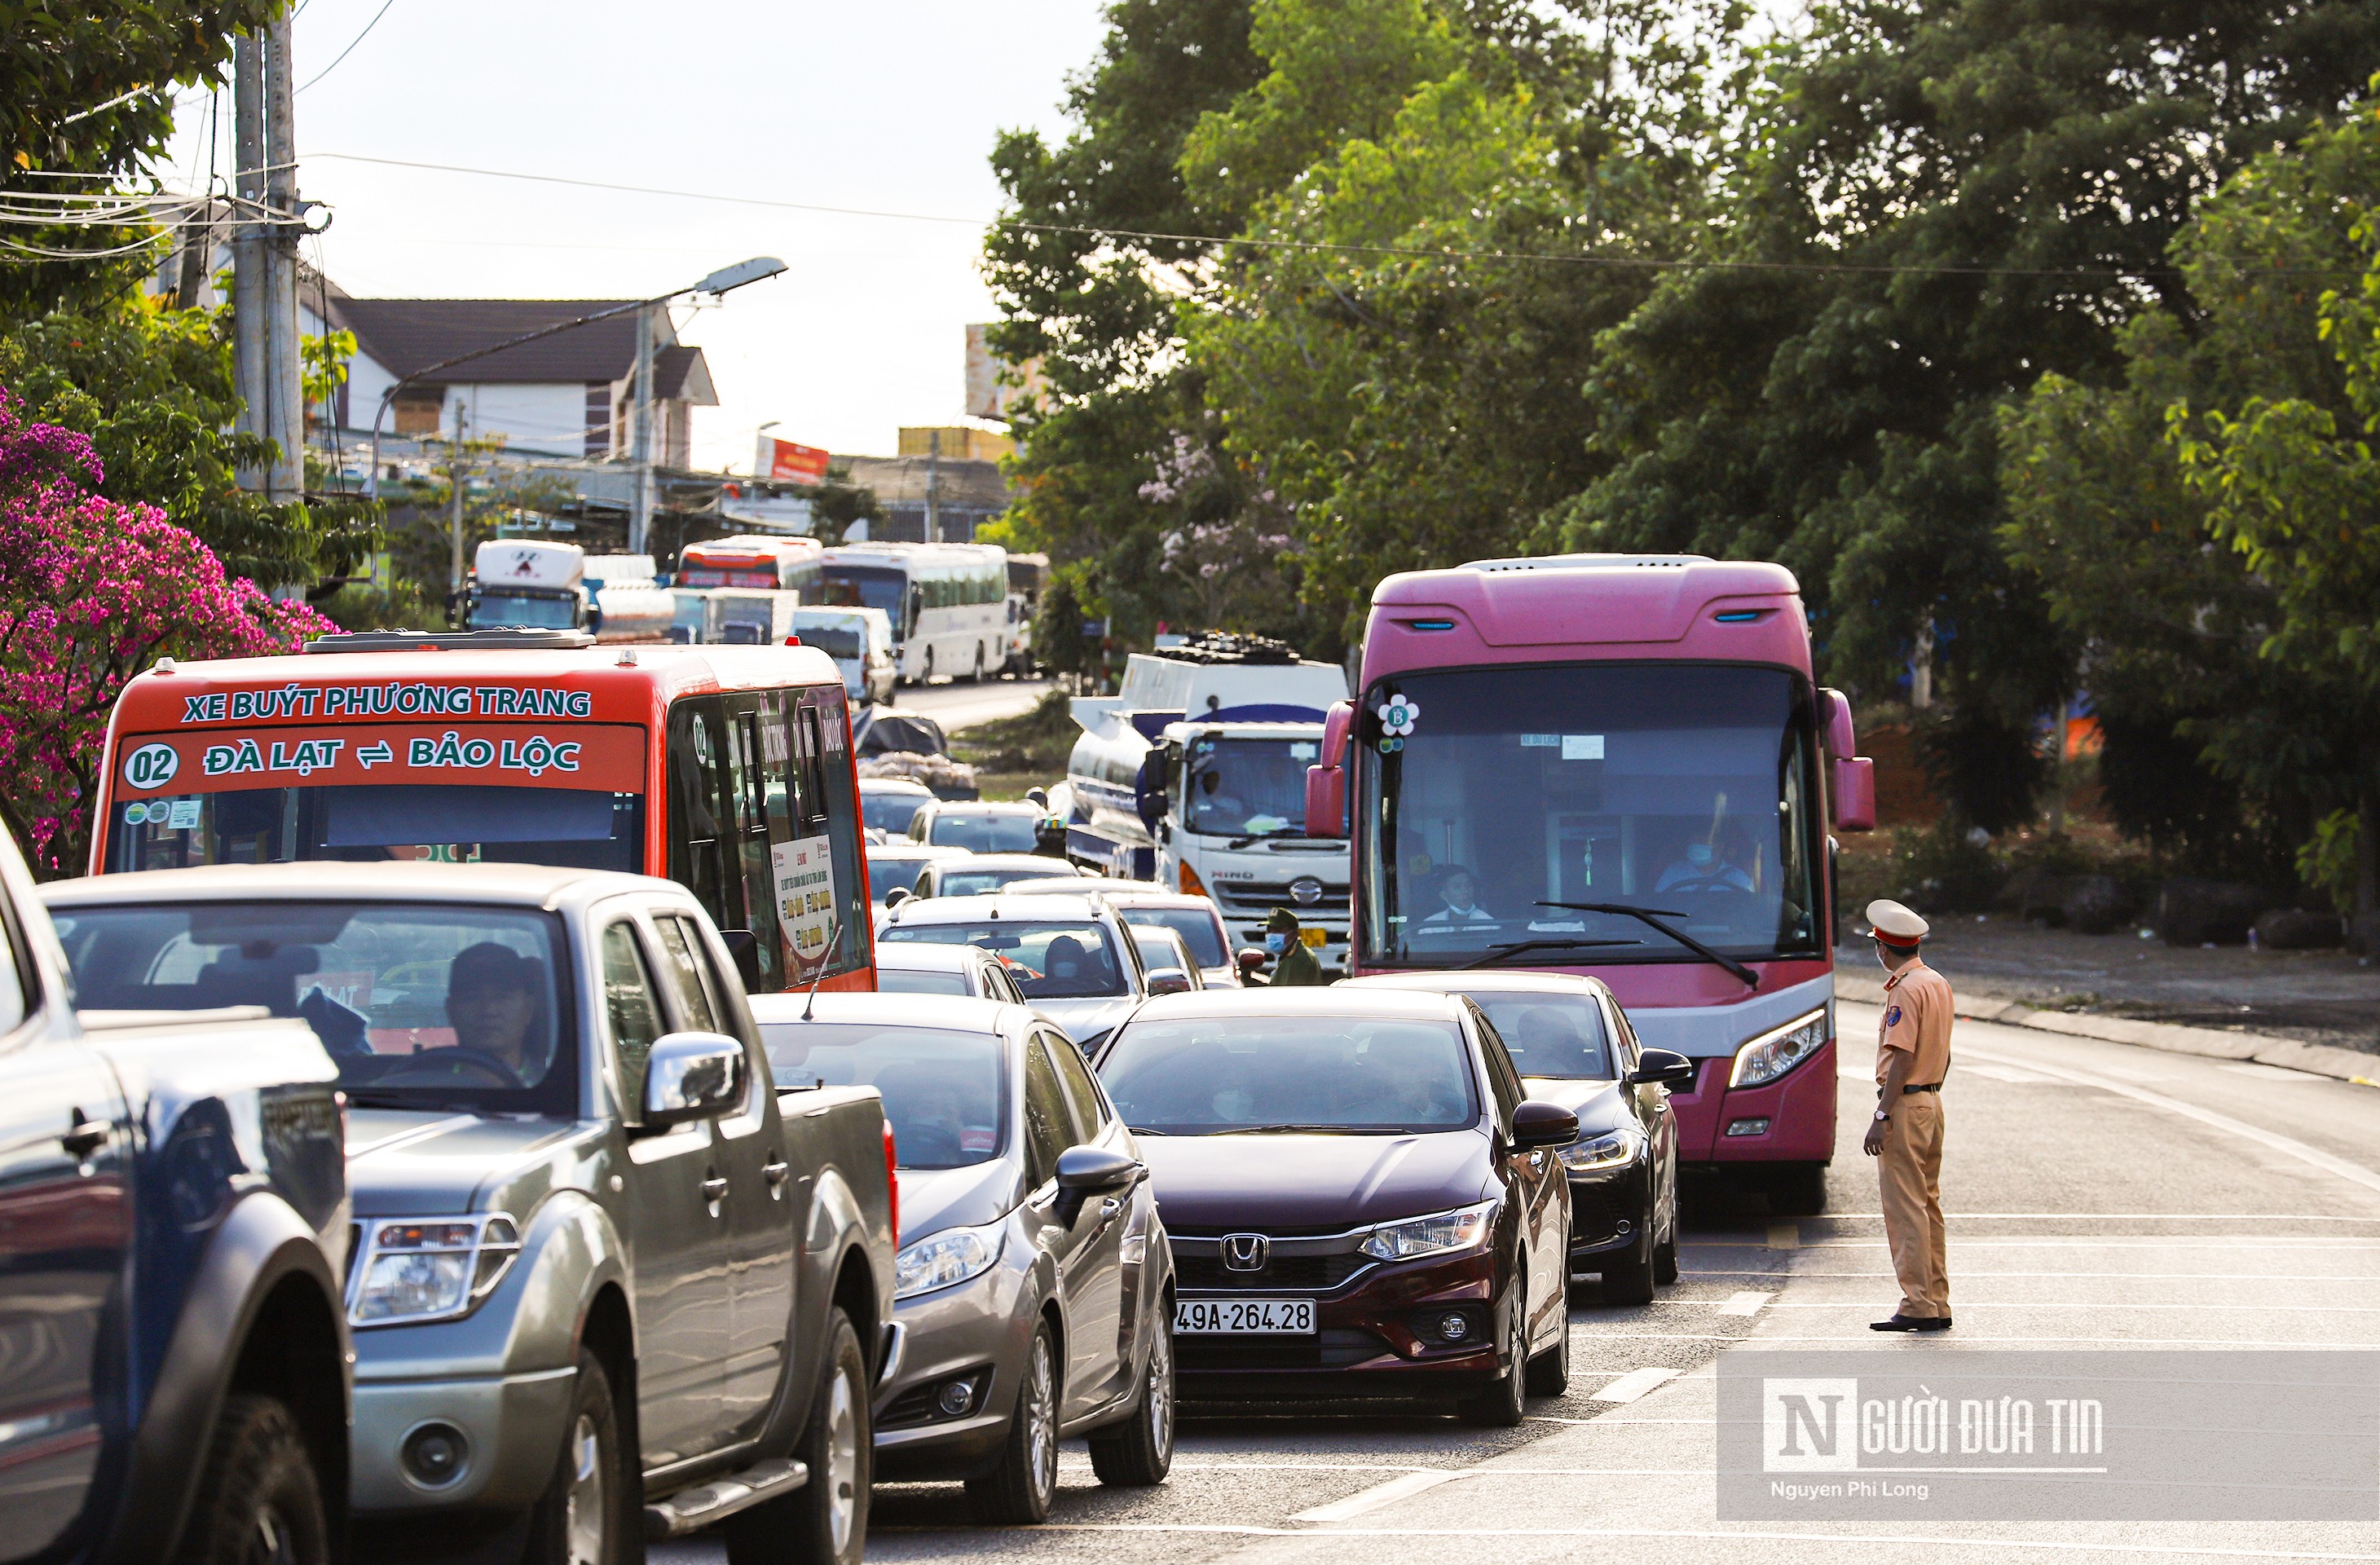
(114, 723, 648, 797)
(765, 438, 831, 485)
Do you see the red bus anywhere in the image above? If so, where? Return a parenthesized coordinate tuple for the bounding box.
(93, 629, 876, 993)
(1307, 555, 1876, 1213)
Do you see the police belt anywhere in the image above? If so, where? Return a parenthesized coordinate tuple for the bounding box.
(1899, 1082, 1942, 1095)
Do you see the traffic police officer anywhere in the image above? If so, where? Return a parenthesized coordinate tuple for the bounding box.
(1263, 907, 1327, 986)
(1862, 899, 1952, 1332)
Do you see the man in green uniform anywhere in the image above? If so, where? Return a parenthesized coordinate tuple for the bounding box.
(1263, 906, 1327, 986)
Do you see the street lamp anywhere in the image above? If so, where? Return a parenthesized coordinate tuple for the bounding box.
(364, 256, 787, 529)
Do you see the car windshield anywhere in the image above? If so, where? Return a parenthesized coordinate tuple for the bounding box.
(757, 1021, 1004, 1168)
(469, 593, 580, 630)
(880, 919, 1127, 999)
(1360, 663, 1822, 968)
(921, 811, 1040, 853)
(106, 782, 645, 876)
(938, 864, 1059, 897)
(1097, 1015, 1478, 1134)
(862, 791, 930, 835)
(1462, 991, 1613, 1079)
(1183, 735, 1320, 837)
(876, 968, 973, 996)
(48, 901, 575, 1113)
(1120, 906, 1228, 968)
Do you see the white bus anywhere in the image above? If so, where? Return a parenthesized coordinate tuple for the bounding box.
(820, 543, 1008, 684)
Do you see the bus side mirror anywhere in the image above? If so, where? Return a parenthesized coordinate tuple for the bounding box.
(1304, 699, 1354, 840)
(1832, 757, 1875, 832)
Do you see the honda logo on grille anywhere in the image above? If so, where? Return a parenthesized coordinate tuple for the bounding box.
(1289, 876, 1324, 906)
(1222, 1233, 1269, 1271)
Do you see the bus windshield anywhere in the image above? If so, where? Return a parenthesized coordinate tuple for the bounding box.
(108, 782, 644, 874)
(1359, 663, 1822, 970)
(1183, 734, 1320, 837)
(821, 566, 906, 628)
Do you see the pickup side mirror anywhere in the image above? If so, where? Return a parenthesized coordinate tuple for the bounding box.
(1628, 1047, 1698, 1087)
(1053, 1144, 1142, 1223)
(1144, 967, 1192, 997)
(642, 1031, 747, 1126)
(1303, 699, 1355, 839)
(718, 928, 763, 991)
(1235, 948, 1269, 982)
(1510, 1099, 1580, 1151)
(883, 887, 910, 911)
(1026, 786, 1050, 809)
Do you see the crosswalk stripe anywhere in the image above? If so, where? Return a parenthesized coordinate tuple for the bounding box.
(1717, 1290, 1771, 1316)
(1589, 1365, 1681, 1402)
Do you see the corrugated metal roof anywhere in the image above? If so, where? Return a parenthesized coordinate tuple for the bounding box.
(333, 298, 643, 384)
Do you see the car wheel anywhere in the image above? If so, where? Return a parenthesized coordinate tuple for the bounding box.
(1767, 1162, 1829, 1217)
(1523, 1300, 1571, 1397)
(522, 1350, 634, 1565)
(969, 1322, 1060, 1523)
(174, 1393, 329, 1565)
(1087, 1320, 1175, 1486)
(1655, 1228, 1679, 1285)
(1457, 1291, 1530, 1428)
(726, 1307, 869, 1565)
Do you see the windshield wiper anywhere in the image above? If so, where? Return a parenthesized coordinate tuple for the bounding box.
(1536, 902, 1760, 989)
(1463, 938, 1642, 969)
(343, 1091, 485, 1113)
(1127, 1126, 1168, 1136)
(1213, 1123, 1408, 1135)
(1226, 827, 1310, 849)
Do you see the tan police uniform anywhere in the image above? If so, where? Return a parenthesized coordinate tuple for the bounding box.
(1875, 928, 1953, 1323)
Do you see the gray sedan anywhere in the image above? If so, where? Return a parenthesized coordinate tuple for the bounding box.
(749, 993, 1176, 1523)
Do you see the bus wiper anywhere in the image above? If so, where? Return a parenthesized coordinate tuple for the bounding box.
(1464, 938, 1642, 969)
(1536, 902, 1761, 989)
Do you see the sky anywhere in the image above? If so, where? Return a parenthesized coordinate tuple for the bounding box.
(156, 0, 1113, 470)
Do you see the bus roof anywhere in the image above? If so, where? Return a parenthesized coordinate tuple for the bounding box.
(1364, 553, 1809, 684)
(109, 641, 847, 732)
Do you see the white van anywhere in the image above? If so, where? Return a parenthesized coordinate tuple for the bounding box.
(788, 606, 897, 707)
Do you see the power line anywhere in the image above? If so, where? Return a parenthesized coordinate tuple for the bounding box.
(298, 0, 399, 94)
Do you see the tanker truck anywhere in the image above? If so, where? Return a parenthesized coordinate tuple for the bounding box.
(465, 539, 674, 641)
(1064, 634, 1353, 972)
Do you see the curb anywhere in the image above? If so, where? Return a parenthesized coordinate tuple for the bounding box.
(1832, 974, 2380, 1088)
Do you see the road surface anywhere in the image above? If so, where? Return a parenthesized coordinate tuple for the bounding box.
(660, 1003, 2380, 1565)
(883, 677, 1053, 736)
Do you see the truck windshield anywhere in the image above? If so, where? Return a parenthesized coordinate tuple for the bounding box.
(755, 1021, 1006, 1169)
(469, 592, 580, 630)
(821, 566, 906, 629)
(1183, 734, 1320, 836)
(107, 783, 645, 875)
(1359, 663, 1822, 970)
(48, 901, 576, 1113)
(1099, 1015, 1479, 1134)
(879, 919, 1127, 999)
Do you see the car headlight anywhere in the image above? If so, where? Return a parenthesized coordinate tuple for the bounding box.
(1359, 1199, 1496, 1262)
(350, 1214, 520, 1326)
(896, 1219, 1007, 1299)
(1730, 1007, 1830, 1088)
(1558, 1126, 1645, 1172)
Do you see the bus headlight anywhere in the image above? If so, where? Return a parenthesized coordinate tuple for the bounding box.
(1730, 1008, 1829, 1088)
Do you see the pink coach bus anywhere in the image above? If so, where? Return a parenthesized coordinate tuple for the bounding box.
(1306, 555, 1875, 1213)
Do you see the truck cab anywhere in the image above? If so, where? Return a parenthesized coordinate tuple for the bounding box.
(466, 540, 672, 644)
(1064, 639, 1352, 972)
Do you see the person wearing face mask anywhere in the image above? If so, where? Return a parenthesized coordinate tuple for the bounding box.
(1259, 906, 1326, 986)
(1657, 828, 1756, 893)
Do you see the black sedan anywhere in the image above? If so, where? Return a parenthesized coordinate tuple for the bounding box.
(1347, 972, 1695, 1303)
(1089, 988, 1579, 1423)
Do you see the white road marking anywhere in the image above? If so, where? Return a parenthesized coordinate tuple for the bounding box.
(1960, 1043, 2380, 1196)
(1958, 1062, 2058, 1083)
(1692, 1269, 2380, 1281)
(1589, 1365, 1681, 1401)
(1290, 1468, 1466, 1522)
(1769, 1300, 2380, 1312)
(2219, 1061, 2326, 1081)
(1716, 1289, 1772, 1316)
(1003, 1523, 2380, 1559)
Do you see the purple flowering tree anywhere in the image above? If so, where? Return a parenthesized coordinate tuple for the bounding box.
(1139, 430, 1297, 629)
(0, 390, 334, 877)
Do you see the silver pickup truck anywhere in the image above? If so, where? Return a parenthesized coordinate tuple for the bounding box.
(43, 862, 897, 1565)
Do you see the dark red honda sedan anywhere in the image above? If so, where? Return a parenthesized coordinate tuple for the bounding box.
(1088, 988, 1579, 1423)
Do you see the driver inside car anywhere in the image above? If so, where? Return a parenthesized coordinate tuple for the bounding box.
(443, 941, 552, 1084)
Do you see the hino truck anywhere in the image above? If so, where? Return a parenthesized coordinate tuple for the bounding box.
(1064, 636, 1353, 972)
(465, 540, 674, 642)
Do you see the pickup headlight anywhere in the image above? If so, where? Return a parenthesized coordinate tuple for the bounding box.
(896, 1219, 1007, 1299)
(350, 1214, 520, 1327)
(1730, 1007, 1830, 1088)
(1558, 1126, 1645, 1173)
(1359, 1200, 1496, 1263)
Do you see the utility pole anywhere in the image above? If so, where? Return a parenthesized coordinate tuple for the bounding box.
(631, 302, 654, 554)
(448, 399, 469, 611)
(924, 428, 942, 541)
(231, 16, 303, 503)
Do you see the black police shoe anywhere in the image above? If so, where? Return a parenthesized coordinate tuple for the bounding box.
(1870, 1314, 1927, 1332)
(1915, 1316, 1953, 1331)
